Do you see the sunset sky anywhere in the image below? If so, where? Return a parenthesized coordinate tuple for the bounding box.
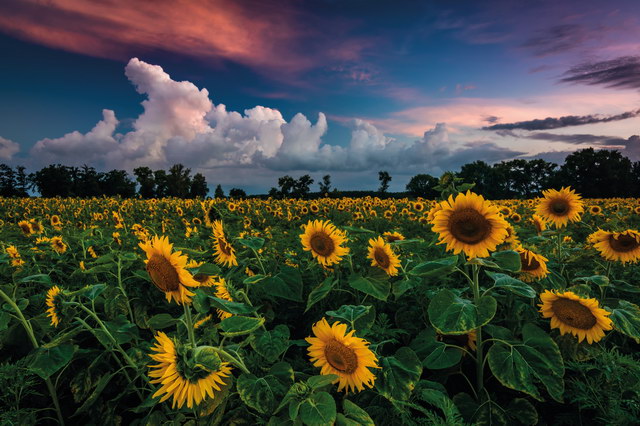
(1, 0, 639, 193)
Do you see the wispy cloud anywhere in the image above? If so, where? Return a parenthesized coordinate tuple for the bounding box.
(483, 108, 640, 131)
(559, 56, 640, 90)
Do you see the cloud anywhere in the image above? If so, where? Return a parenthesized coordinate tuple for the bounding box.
(521, 24, 590, 57)
(560, 56, 640, 90)
(523, 132, 640, 161)
(28, 58, 527, 189)
(0, 136, 20, 160)
(482, 109, 640, 131)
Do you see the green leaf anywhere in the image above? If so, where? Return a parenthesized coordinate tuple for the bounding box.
(262, 268, 303, 302)
(192, 289, 210, 314)
(208, 296, 255, 315)
(147, 313, 177, 329)
(487, 323, 564, 402)
(307, 374, 338, 389)
(410, 328, 462, 370)
(393, 277, 421, 298)
(237, 373, 285, 415)
(195, 263, 222, 275)
(0, 312, 11, 332)
(408, 256, 458, 277)
(428, 289, 496, 334)
(348, 274, 389, 301)
(251, 325, 291, 362)
(299, 392, 337, 426)
(29, 343, 75, 379)
(305, 278, 335, 312)
(270, 362, 294, 386)
(485, 271, 536, 298)
(506, 398, 538, 425)
(609, 301, 640, 343)
(340, 400, 374, 426)
(73, 371, 119, 416)
(244, 274, 267, 285)
(326, 305, 371, 325)
(376, 347, 422, 401)
(573, 275, 609, 287)
(342, 226, 375, 234)
(491, 250, 522, 272)
(104, 315, 140, 345)
(219, 316, 265, 336)
(80, 284, 107, 301)
(237, 237, 265, 250)
(19, 274, 52, 285)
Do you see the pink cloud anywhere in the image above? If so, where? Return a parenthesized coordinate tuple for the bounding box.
(0, 0, 371, 79)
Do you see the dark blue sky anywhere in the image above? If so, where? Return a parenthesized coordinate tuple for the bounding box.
(1, 0, 639, 193)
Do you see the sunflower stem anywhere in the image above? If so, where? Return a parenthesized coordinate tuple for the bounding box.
(116, 256, 135, 325)
(251, 248, 267, 275)
(209, 347, 250, 374)
(183, 303, 198, 348)
(0, 288, 65, 426)
(470, 263, 484, 397)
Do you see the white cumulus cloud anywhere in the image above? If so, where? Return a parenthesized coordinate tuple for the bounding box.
(0, 136, 20, 160)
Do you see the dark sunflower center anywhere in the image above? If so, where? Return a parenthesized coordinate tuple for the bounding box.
(519, 252, 541, 271)
(374, 248, 391, 268)
(324, 339, 358, 374)
(193, 273, 210, 284)
(551, 298, 597, 330)
(448, 208, 491, 244)
(218, 237, 233, 255)
(310, 232, 335, 257)
(147, 254, 181, 292)
(608, 234, 639, 253)
(387, 235, 400, 242)
(550, 200, 569, 215)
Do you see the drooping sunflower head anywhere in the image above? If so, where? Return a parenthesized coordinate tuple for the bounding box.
(212, 233, 238, 268)
(510, 213, 522, 223)
(300, 220, 350, 266)
(29, 220, 43, 234)
(516, 247, 549, 282)
(51, 215, 62, 228)
(531, 214, 547, 234)
(539, 290, 612, 344)
(45, 286, 64, 327)
(202, 202, 221, 228)
(148, 332, 233, 409)
(367, 236, 401, 276)
(589, 229, 640, 264)
(437, 329, 477, 352)
(139, 235, 200, 305)
(431, 191, 509, 259)
(535, 187, 584, 228)
(18, 220, 33, 236)
(383, 231, 405, 242)
(214, 278, 233, 320)
(50, 236, 67, 254)
(306, 318, 379, 393)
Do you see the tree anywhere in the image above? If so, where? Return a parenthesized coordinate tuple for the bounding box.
(378, 171, 391, 193)
(229, 188, 247, 199)
(0, 164, 17, 196)
(134, 166, 156, 198)
(101, 170, 136, 197)
(154, 170, 168, 198)
(166, 164, 192, 198)
(30, 164, 74, 197)
(406, 174, 439, 198)
(319, 175, 332, 194)
(214, 184, 225, 199)
(76, 165, 102, 197)
(14, 166, 29, 197)
(190, 173, 208, 198)
(293, 175, 314, 198)
(457, 161, 497, 198)
(277, 175, 296, 197)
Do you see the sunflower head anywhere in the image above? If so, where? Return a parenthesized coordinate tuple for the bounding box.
(50, 236, 67, 254)
(305, 318, 379, 393)
(383, 231, 405, 242)
(431, 191, 509, 259)
(212, 225, 238, 267)
(45, 286, 64, 327)
(535, 187, 584, 228)
(539, 290, 612, 344)
(300, 220, 350, 266)
(367, 236, 401, 276)
(531, 214, 547, 234)
(516, 247, 549, 282)
(18, 220, 33, 236)
(589, 229, 640, 264)
(139, 235, 200, 305)
(148, 332, 233, 409)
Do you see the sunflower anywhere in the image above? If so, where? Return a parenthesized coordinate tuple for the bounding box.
(50, 236, 67, 254)
(589, 229, 640, 264)
(589, 205, 603, 216)
(383, 231, 405, 242)
(202, 202, 220, 228)
(300, 220, 350, 266)
(148, 332, 232, 409)
(510, 213, 522, 223)
(367, 236, 401, 276)
(211, 223, 238, 267)
(535, 187, 584, 228)
(516, 247, 549, 282)
(18, 220, 33, 236)
(87, 246, 98, 258)
(431, 191, 509, 259)
(139, 236, 200, 305)
(306, 318, 379, 393)
(412, 201, 425, 212)
(51, 215, 62, 229)
(531, 214, 547, 234)
(539, 290, 612, 344)
(45, 286, 64, 327)
(227, 202, 237, 212)
(213, 278, 233, 320)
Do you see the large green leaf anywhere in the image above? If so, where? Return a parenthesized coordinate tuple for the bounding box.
(487, 323, 564, 402)
(147, 313, 177, 329)
(299, 391, 337, 426)
(237, 373, 286, 415)
(326, 305, 371, 325)
(609, 301, 640, 343)
(337, 400, 374, 426)
(306, 278, 335, 312)
(237, 237, 265, 250)
(485, 271, 536, 298)
(251, 325, 290, 362)
(410, 328, 462, 370)
(208, 296, 255, 315)
(219, 316, 265, 336)
(376, 347, 422, 401)
(262, 267, 303, 302)
(428, 289, 496, 334)
(408, 256, 458, 277)
(348, 274, 389, 301)
(491, 250, 522, 272)
(29, 343, 76, 380)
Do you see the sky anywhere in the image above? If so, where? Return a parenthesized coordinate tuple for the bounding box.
(1, 0, 640, 194)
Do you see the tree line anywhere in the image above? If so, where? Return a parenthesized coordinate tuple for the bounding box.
(1, 148, 639, 199)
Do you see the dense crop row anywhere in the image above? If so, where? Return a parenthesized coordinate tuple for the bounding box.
(1, 182, 640, 425)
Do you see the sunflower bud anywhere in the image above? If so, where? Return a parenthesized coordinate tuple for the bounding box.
(193, 346, 222, 372)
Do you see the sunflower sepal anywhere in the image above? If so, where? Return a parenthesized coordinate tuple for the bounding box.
(193, 346, 223, 372)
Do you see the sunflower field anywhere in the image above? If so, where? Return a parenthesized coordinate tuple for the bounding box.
(1, 178, 640, 425)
